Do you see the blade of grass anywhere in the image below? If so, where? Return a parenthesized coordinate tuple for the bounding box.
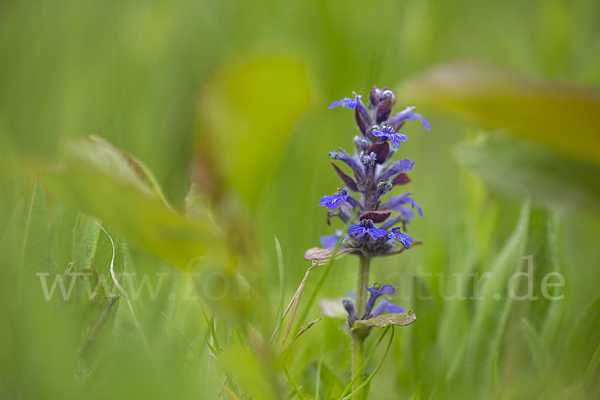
(96, 223, 139, 328)
(161, 311, 199, 363)
(208, 374, 243, 400)
(340, 327, 395, 400)
(275, 235, 286, 325)
(270, 263, 317, 344)
(337, 327, 392, 399)
(283, 364, 306, 399)
(281, 264, 317, 347)
(282, 318, 322, 354)
(522, 318, 547, 370)
(200, 301, 222, 352)
(298, 211, 357, 326)
(315, 346, 324, 400)
(19, 182, 49, 302)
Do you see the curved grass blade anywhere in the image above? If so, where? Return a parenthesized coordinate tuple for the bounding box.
(339, 327, 395, 400)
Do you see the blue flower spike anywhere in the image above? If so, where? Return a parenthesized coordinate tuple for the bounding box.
(348, 219, 387, 240)
(388, 226, 414, 249)
(307, 85, 429, 266)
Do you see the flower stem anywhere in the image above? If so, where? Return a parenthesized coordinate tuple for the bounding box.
(352, 254, 371, 400)
(356, 255, 370, 317)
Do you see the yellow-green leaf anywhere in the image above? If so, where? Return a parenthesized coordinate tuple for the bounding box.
(399, 62, 600, 166)
(44, 137, 226, 270)
(198, 57, 312, 207)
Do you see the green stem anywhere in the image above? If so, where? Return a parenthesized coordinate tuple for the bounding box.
(356, 255, 370, 317)
(352, 254, 371, 400)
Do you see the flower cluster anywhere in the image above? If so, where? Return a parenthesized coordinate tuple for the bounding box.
(310, 86, 430, 259)
(343, 284, 404, 327)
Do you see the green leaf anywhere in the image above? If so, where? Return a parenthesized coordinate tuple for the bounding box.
(93, 227, 125, 297)
(22, 182, 50, 273)
(43, 137, 227, 270)
(455, 133, 600, 212)
(461, 200, 531, 397)
(48, 206, 80, 276)
(523, 206, 561, 329)
(562, 295, 600, 383)
(198, 57, 312, 208)
(310, 361, 345, 400)
(399, 62, 600, 166)
(20, 182, 50, 302)
(274, 235, 286, 324)
(218, 342, 280, 400)
(74, 218, 101, 303)
(521, 318, 547, 370)
(356, 311, 417, 328)
(0, 199, 25, 306)
(405, 274, 439, 394)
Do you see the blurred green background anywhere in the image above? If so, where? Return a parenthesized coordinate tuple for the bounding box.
(1, 0, 600, 398)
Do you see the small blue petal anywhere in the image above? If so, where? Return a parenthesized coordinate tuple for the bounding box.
(388, 226, 414, 249)
(318, 188, 349, 210)
(364, 284, 397, 317)
(348, 225, 363, 235)
(372, 126, 408, 148)
(372, 298, 405, 317)
(343, 298, 358, 321)
(390, 106, 431, 131)
(386, 303, 405, 314)
(320, 230, 343, 248)
(329, 95, 360, 110)
(328, 150, 340, 159)
(370, 227, 387, 238)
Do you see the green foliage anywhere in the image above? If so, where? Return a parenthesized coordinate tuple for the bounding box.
(1, 0, 600, 399)
(399, 62, 600, 166)
(456, 133, 600, 212)
(43, 137, 227, 270)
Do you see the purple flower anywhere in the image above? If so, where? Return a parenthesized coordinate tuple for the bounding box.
(372, 125, 408, 147)
(348, 219, 387, 240)
(384, 192, 423, 217)
(379, 159, 415, 182)
(319, 188, 350, 210)
(364, 284, 395, 317)
(396, 206, 416, 222)
(387, 226, 414, 249)
(343, 298, 358, 323)
(330, 148, 363, 178)
(342, 285, 404, 325)
(372, 298, 404, 317)
(329, 94, 361, 110)
(320, 230, 343, 249)
(389, 106, 431, 130)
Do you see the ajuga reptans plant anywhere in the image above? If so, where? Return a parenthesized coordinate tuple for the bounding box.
(304, 86, 430, 398)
